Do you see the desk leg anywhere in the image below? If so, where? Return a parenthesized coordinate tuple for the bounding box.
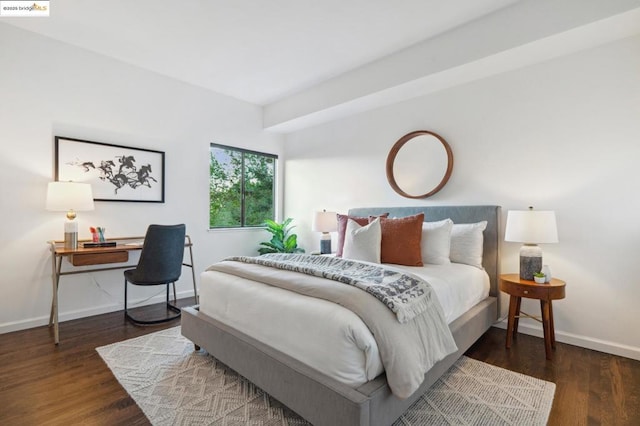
(49, 251, 55, 325)
(49, 293, 54, 326)
(506, 295, 519, 349)
(186, 238, 198, 304)
(540, 299, 553, 360)
(50, 255, 62, 345)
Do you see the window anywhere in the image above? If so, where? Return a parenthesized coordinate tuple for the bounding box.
(209, 143, 277, 228)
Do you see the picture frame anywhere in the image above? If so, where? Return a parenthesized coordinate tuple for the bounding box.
(55, 136, 165, 203)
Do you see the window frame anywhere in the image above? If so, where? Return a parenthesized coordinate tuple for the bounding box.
(209, 143, 277, 229)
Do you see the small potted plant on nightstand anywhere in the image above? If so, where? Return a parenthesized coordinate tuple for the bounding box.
(533, 272, 546, 284)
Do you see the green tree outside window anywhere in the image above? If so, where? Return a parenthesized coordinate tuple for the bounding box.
(209, 144, 276, 228)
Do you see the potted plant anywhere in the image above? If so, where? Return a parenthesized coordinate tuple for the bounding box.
(533, 272, 546, 284)
(258, 218, 305, 255)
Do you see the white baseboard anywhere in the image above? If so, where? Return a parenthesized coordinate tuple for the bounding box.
(4, 298, 639, 362)
(0, 290, 195, 335)
(493, 320, 640, 361)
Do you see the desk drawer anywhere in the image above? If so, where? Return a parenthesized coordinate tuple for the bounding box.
(71, 251, 129, 266)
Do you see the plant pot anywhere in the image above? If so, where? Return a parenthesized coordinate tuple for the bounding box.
(534, 276, 546, 284)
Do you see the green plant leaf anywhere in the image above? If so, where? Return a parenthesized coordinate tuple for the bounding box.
(269, 237, 285, 251)
(257, 217, 303, 254)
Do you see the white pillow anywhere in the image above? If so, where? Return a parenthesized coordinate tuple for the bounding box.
(421, 219, 453, 265)
(450, 221, 487, 269)
(342, 218, 381, 263)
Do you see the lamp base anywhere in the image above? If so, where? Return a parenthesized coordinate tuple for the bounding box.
(320, 233, 332, 254)
(64, 232, 78, 249)
(64, 220, 78, 249)
(519, 244, 542, 280)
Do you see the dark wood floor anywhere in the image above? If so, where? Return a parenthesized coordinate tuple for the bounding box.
(1, 300, 638, 425)
(465, 327, 640, 425)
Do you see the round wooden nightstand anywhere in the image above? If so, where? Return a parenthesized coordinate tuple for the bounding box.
(500, 273, 566, 360)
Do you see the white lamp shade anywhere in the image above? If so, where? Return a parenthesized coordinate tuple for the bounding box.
(46, 182, 95, 212)
(312, 210, 337, 233)
(504, 210, 558, 244)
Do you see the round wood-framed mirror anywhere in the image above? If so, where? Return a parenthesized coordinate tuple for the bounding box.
(386, 130, 453, 199)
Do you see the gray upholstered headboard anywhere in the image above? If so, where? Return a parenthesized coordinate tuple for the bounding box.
(348, 205, 501, 302)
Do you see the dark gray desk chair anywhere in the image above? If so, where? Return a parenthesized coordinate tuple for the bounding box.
(124, 224, 186, 324)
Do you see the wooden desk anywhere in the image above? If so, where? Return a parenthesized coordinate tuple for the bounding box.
(500, 273, 566, 360)
(48, 236, 197, 344)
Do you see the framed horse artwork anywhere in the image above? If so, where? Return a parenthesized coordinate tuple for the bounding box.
(55, 136, 165, 203)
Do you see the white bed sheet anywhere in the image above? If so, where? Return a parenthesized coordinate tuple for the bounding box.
(199, 262, 489, 388)
(389, 263, 490, 324)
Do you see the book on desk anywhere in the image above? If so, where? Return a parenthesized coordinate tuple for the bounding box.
(82, 242, 117, 248)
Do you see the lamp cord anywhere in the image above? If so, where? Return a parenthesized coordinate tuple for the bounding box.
(90, 274, 166, 307)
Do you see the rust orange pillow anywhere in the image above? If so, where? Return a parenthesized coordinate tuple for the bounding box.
(376, 213, 424, 266)
(336, 213, 388, 257)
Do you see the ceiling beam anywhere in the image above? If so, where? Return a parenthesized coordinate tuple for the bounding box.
(264, 0, 640, 133)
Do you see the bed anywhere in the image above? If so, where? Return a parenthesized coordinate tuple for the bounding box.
(182, 205, 501, 426)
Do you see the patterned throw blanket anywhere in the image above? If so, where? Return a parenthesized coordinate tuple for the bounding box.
(225, 253, 432, 324)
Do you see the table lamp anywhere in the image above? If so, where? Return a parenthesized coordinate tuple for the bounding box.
(504, 206, 558, 281)
(46, 181, 95, 249)
(312, 210, 337, 254)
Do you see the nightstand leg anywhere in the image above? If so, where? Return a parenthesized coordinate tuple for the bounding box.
(541, 300, 553, 360)
(513, 296, 522, 338)
(549, 300, 556, 348)
(506, 295, 519, 349)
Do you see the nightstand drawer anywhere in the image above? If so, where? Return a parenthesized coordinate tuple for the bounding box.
(500, 279, 551, 299)
(508, 284, 549, 299)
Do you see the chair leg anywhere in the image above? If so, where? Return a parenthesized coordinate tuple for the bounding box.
(125, 281, 181, 325)
(166, 282, 180, 315)
(124, 279, 128, 318)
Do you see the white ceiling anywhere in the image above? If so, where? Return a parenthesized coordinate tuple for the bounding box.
(5, 0, 517, 105)
(5, 0, 640, 132)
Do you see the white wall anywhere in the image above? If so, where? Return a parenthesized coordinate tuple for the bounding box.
(0, 24, 284, 333)
(3, 22, 638, 361)
(284, 35, 640, 360)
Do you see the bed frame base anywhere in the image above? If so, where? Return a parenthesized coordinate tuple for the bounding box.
(182, 296, 496, 426)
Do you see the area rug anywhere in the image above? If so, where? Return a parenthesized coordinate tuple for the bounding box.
(96, 326, 555, 425)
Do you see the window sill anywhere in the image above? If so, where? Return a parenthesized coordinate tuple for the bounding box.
(207, 226, 266, 233)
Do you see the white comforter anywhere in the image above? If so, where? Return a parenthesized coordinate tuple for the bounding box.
(199, 262, 488, 389)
